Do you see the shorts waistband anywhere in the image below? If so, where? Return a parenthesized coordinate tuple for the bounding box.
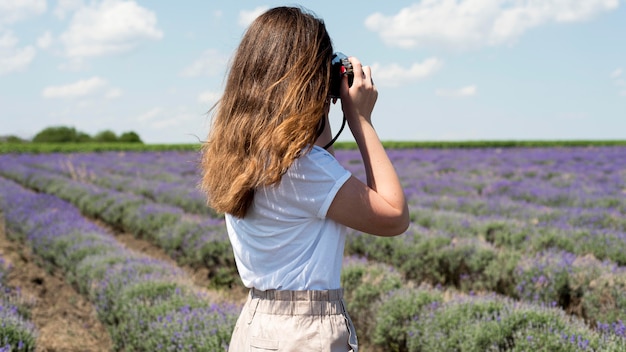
(251, 288, 343, 302)
(248, 288, 346, 316)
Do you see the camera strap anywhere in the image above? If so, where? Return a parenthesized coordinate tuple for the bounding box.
(324, 114, 346, 150)
(316, 114, 347, 150)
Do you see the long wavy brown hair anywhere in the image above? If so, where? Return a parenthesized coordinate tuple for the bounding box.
(200, 7, 334, 217)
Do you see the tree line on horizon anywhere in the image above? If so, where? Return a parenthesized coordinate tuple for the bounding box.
(1, 126, 143, 144)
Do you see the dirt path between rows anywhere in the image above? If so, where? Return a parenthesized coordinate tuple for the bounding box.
(107, 225, 249, 304)
(0, 215, 113, 352)
(1, 208, 383, 351)
(1, 212, 247, 352)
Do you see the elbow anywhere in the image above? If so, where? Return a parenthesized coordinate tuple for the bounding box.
(389, 216, 410, 237)
(392, 204, 411, 236)
(376, 222, 409, 237)
(398, 214, 411, 235)
(376, 208, 410, 237)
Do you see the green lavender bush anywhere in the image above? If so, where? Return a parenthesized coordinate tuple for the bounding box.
(341, 257, 403, 347)
(406, 293, 625, 352)
(371, 286, 442, 352)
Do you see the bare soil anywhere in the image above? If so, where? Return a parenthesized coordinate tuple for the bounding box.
(109, 226, 249, 304)
(0, 215, 113, 352)
(0, 215, 247, 352)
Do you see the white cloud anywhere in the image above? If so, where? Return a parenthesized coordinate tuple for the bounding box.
(136, 108, 198, 131)
(151, 112, 195, 130)
(105, 88, 122, 99)
(436, 85, 478, 97)
(59, 0, 163, 59)
(151, 118, 180, 129)
(42, 76, 121, 99)
(0, 30, 36, 75)
(0, 0, 46, 26)
(371, 57, 442, 86)
(0, 29, 15, 47)
(53, 0, 83, 20)
(365, 0, 620, 50)
(238, 6, 268, 27)
(610, 67, 626, 96)
(57, 58, 88, 71)
(180, 49, 228, 77)
(198, 90, 220, 104)
(36, 30, 53, 49)
(137, 107, 163, 122)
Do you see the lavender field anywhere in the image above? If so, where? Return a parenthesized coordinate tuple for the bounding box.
(0, 146, 625, 351)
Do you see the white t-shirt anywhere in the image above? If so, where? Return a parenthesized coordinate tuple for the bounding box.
(225, 145, 352, 290)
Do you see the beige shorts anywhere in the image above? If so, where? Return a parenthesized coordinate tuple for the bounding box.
(228, 288, 358, 352)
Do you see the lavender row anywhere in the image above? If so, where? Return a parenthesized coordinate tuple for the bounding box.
(338, 147, 626, 227)
(346, 221, 626, 326)
(2, 149, 626, 321)
(0, 160, 237, 288)
(7, 147, 625, 232)
(1, 151, 611, 300)
(6, 148, 626, 244)
(341, 148, 626, 325)
(405, 203, 626, 265)
(9, 147, 625, 234)
(2, 149, 626, 326)
(342, 256, 626, 351)
(8, 152, 212, 216)
(0, 250, 36, 352)
(0, 177, 238, 351)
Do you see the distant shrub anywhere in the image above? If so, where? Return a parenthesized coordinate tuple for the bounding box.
(29, 125, 142, 144)
(94, 130, 118, 143)
(33, 126, 91, 143)
(0, 135, 27, 143)
(119, 131, 143, 143)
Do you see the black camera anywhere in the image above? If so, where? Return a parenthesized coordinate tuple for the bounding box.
(329, 52, 354, 98)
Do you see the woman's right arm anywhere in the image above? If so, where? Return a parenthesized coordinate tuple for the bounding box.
(326, 57, 409, 237)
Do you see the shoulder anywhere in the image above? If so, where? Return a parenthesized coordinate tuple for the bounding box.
(280, 146, 351, 218)
(289, 146, 347, 177)
(297, 146, 340, 167)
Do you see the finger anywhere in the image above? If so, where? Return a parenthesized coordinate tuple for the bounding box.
(348, 56, 364, 84)
(362, 65, 374, 86)
(339, 71, 352, 99)
(340, 70, 350, 96)
(348, 56, 362, 70)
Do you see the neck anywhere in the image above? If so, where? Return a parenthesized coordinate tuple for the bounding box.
(314, 113, 334, 155)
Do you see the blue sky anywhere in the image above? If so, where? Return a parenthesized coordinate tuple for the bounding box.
(1, 0, 624, 144)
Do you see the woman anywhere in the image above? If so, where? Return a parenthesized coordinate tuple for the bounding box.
(200, 6, 409, 351)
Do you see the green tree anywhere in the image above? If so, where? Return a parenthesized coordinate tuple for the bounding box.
(119, 131, 143, 143)
(33, 126, 81, 143)
(1, 135, 26, 143)
(77, 132, 93, 142)
(94, 130, 118, 143)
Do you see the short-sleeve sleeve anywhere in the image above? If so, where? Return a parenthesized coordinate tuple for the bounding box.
(255, 146, 351, 219)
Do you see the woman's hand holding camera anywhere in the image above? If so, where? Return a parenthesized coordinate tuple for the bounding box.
(328, 56, 409, 237)
(340, 56, 378, 127)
